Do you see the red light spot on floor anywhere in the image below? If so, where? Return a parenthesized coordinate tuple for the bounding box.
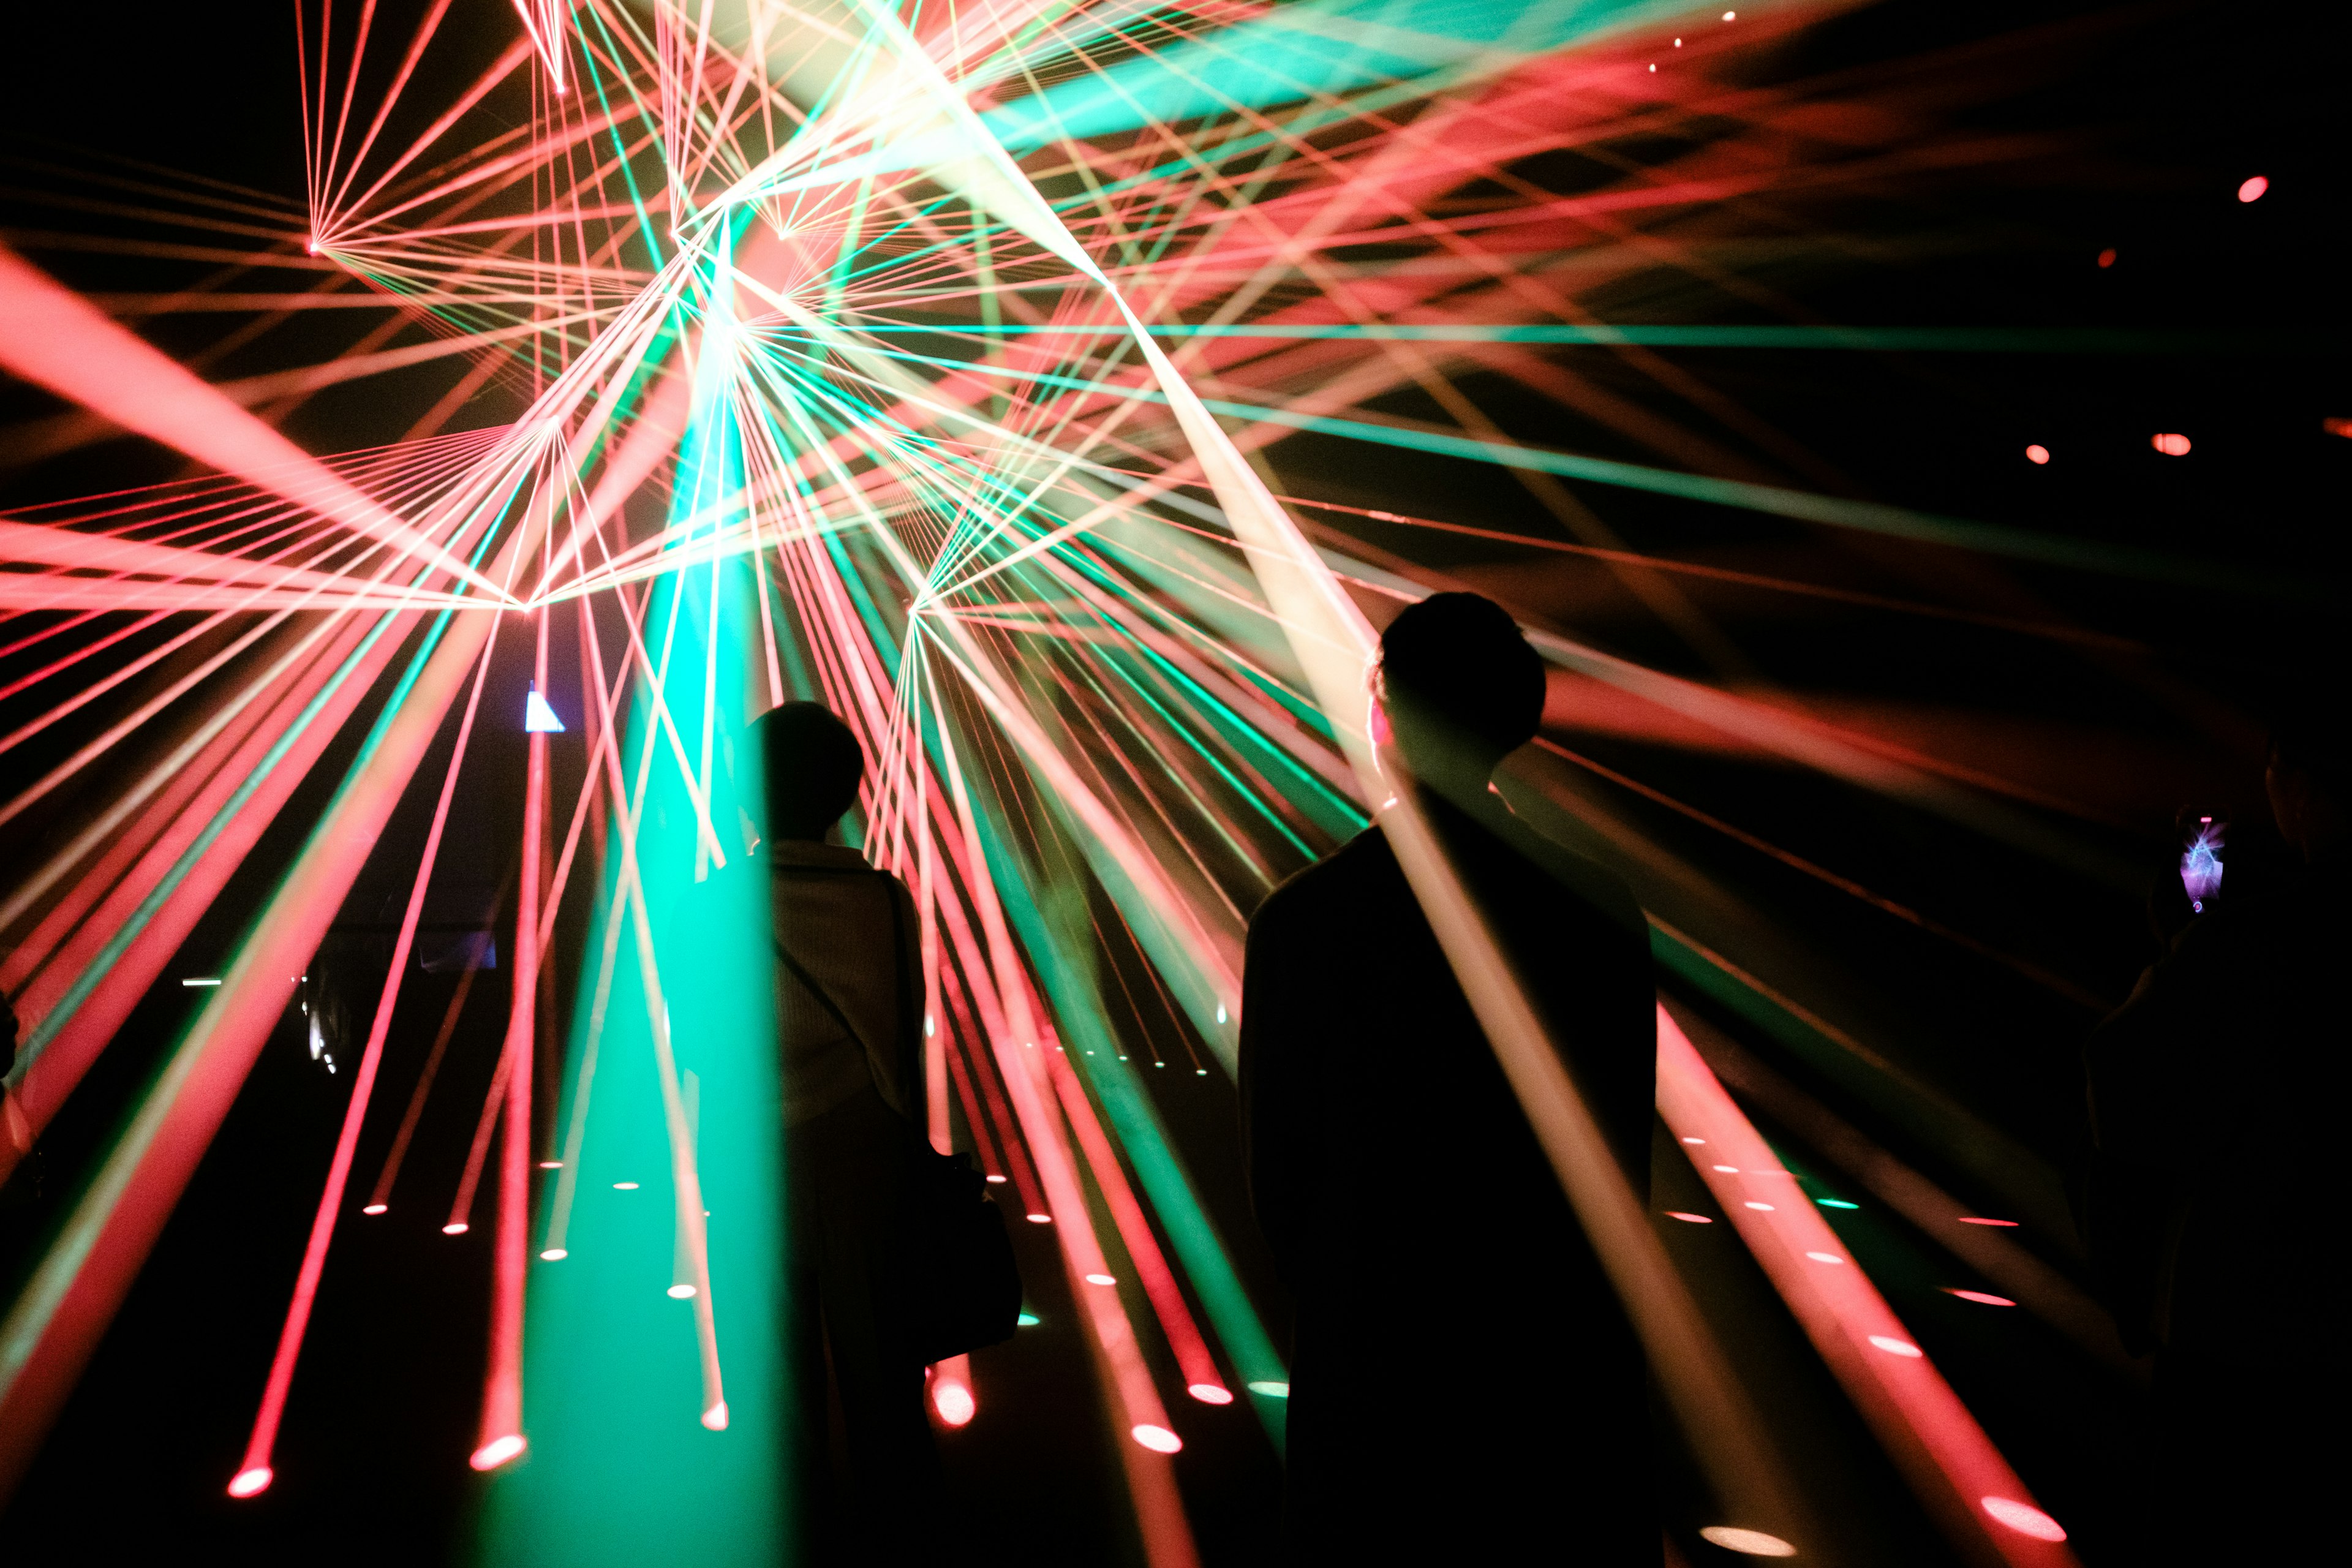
(1131, 1423, 1183, 1453)
(1188, 1383, 1235, 1405)
(1943, 1289, 2016, 1306)
(2096, 247, 2116, 268)
(2323, 417, 2352, 439)
(442, 1222, 469, 1235)
(1026, 1213, 1052, 1224)
(361, 1203, 388, 1215)
(933, 1380, 976, 1426)
(1956, 1216, 2019, 1227)
(227, 1466, 273, 1498)
(1982, 1496, 2067, 1541)
(1664, 1211, 1714, 1224)
(2025, 444, 2049, 464)
(2237, 175, 2268, 203)
(2151, 432, 2191, 456)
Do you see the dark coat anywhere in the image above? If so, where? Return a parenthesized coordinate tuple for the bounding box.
(1239, 791, 1657, 1562)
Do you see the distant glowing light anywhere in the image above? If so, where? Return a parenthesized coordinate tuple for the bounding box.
(1665, 1212, 1713, 1224)
(1869, 1335, 1923, 1358)
(2236, 175, 2268, 203)
(1188, 1383, 1234, 1404)
(1956, 1216, 2017, 1227)
(1744, 1201, 1775, 1212)
(613, 1182, 640, 1191)
(2151, 432, 2192, 456)
(2180, 818, 2224, 913)
(668, 1284, 698, 1299)
(1817, 1198, 1859, 1209)
(1084, 1273, 1117, 1286)
(1648, 63, 1656, 72)
(925, 1015, 936, 1037)
(2024, 444, 2049, 464)
(1721, 9, 1736, 18)
(227, 1466, 273, 1498)
(1711, 1164, 1739, 1173)
(1131, 1424, 1183, 1453)
(1943, 1289, 2015, 1306)
(1215, 1004, 1227, 1024)
(540, 1248, 567, 1261)
(702, 1402, 729, 1431)
(1196, 1068, 1208, 1076)
(181, 977, 223, 987)
(1700, 1527, 1795, 1557)
(2323, 417, 2352, 439)
(1983, 1497, 2067, 1540)
(538, 1160, 562, 1169)
(442, 1222, 469, 1235)
(984, 1173, 1008, 1183)
(1027, 1213, 1052, 1224)
(469, 1434, 527, 1471)
(361, 1203, 387, 1215)
(1674, 37, 1683, 45)
(933, 1380, 976, 1425)
(2096, 247, 2116, 268)
(1681, 1136, 1705, 1144)
(1017, 1312, 1041, 1326)
(523, 688, 566, 733)
(1246, 1381, 1291, 1398)
(1806, 1252, 1845, 1264)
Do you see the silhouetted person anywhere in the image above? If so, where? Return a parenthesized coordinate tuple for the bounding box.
(756, 701, 942, 1563)
(2084, 699, 2350, 1565)
(1239, 593, 1658, 1564)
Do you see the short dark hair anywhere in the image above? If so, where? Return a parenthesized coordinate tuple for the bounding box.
(753, 701, 865, 839)
(1378, 592, 1545, 757)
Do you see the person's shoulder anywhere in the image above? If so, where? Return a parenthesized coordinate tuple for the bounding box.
(1470, 802, 1648, 943)
(1251, 826, 1395, 929)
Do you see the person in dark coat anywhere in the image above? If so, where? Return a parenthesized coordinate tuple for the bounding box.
(754, 701, 942, 1562)
(2083, 700, 2350, 1565)
(1239, 592, 1659, 1564)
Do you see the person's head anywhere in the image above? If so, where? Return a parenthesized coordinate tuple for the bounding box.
(1373, 592, 1545, 796)
(2266, 695, 2349, 862)
(752, 701, 865, 842)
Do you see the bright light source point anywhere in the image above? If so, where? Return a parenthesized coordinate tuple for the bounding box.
(1806, 1251, 1845, 1264)
(933, 1381, 976, 1425)
(1131, 1423, 1183, 1453)
(702, 1402, 729, 1431)
(1869, 1335, 1923, 1358)
(538, 1160, 562, 1169)
(1247, 1380, 1291, 1397)
(1084, 1273, 1117, 1286)
(227, 1466, 273, 1498)
(540, 1248, 567, 1261)
(182, 977, 222, 987)
(2097, 247, 2116, 267)
(613, 1182, 640, 1190)
(1681, 1136, 1705, 1144)
(361, 1203, 387, 1215)
(2025, 444, 2049, 464)
(523, 689, 566, 732)
(984, 1173, 1007, 1183)
(1026, 1213, 1051, 1224)
(1665, 1211, 1713, 1224)
(1711, 1164, 1738, 1173)
(1818, 1197, 1858, 1209)
(1744, 1202, 1774, 1212)
(1956, 1216, 2016, 1226)
(1700, 1526, 1795, 1557)
(442, 1222, 469, 1235)
(1017, 1312, 1041, 1326)
(2150, 432, 2191, 457)
(668, 1284, 698, 1299)
(1721, 9, 1736, 18)
(1982, 1497, 2067, 1540)
(469, 1434, 526, 1471)
(1188, 1383, 1234, 1404)
(2237, 175, 2268, 203)
(1944, 1288, 2015, 1306)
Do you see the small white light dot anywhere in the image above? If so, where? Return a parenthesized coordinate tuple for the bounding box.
(540, 1248, 568, 1261)
(1869, 1335, 1923, 1358)
(1681, 1136, 1705, 1144)
(1806, 1251, 1845, 1264)
(613, 1182, 639, 1191)
(1712, 1164, 1739, 1173)
(1084, 1273, 1116, 1286)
